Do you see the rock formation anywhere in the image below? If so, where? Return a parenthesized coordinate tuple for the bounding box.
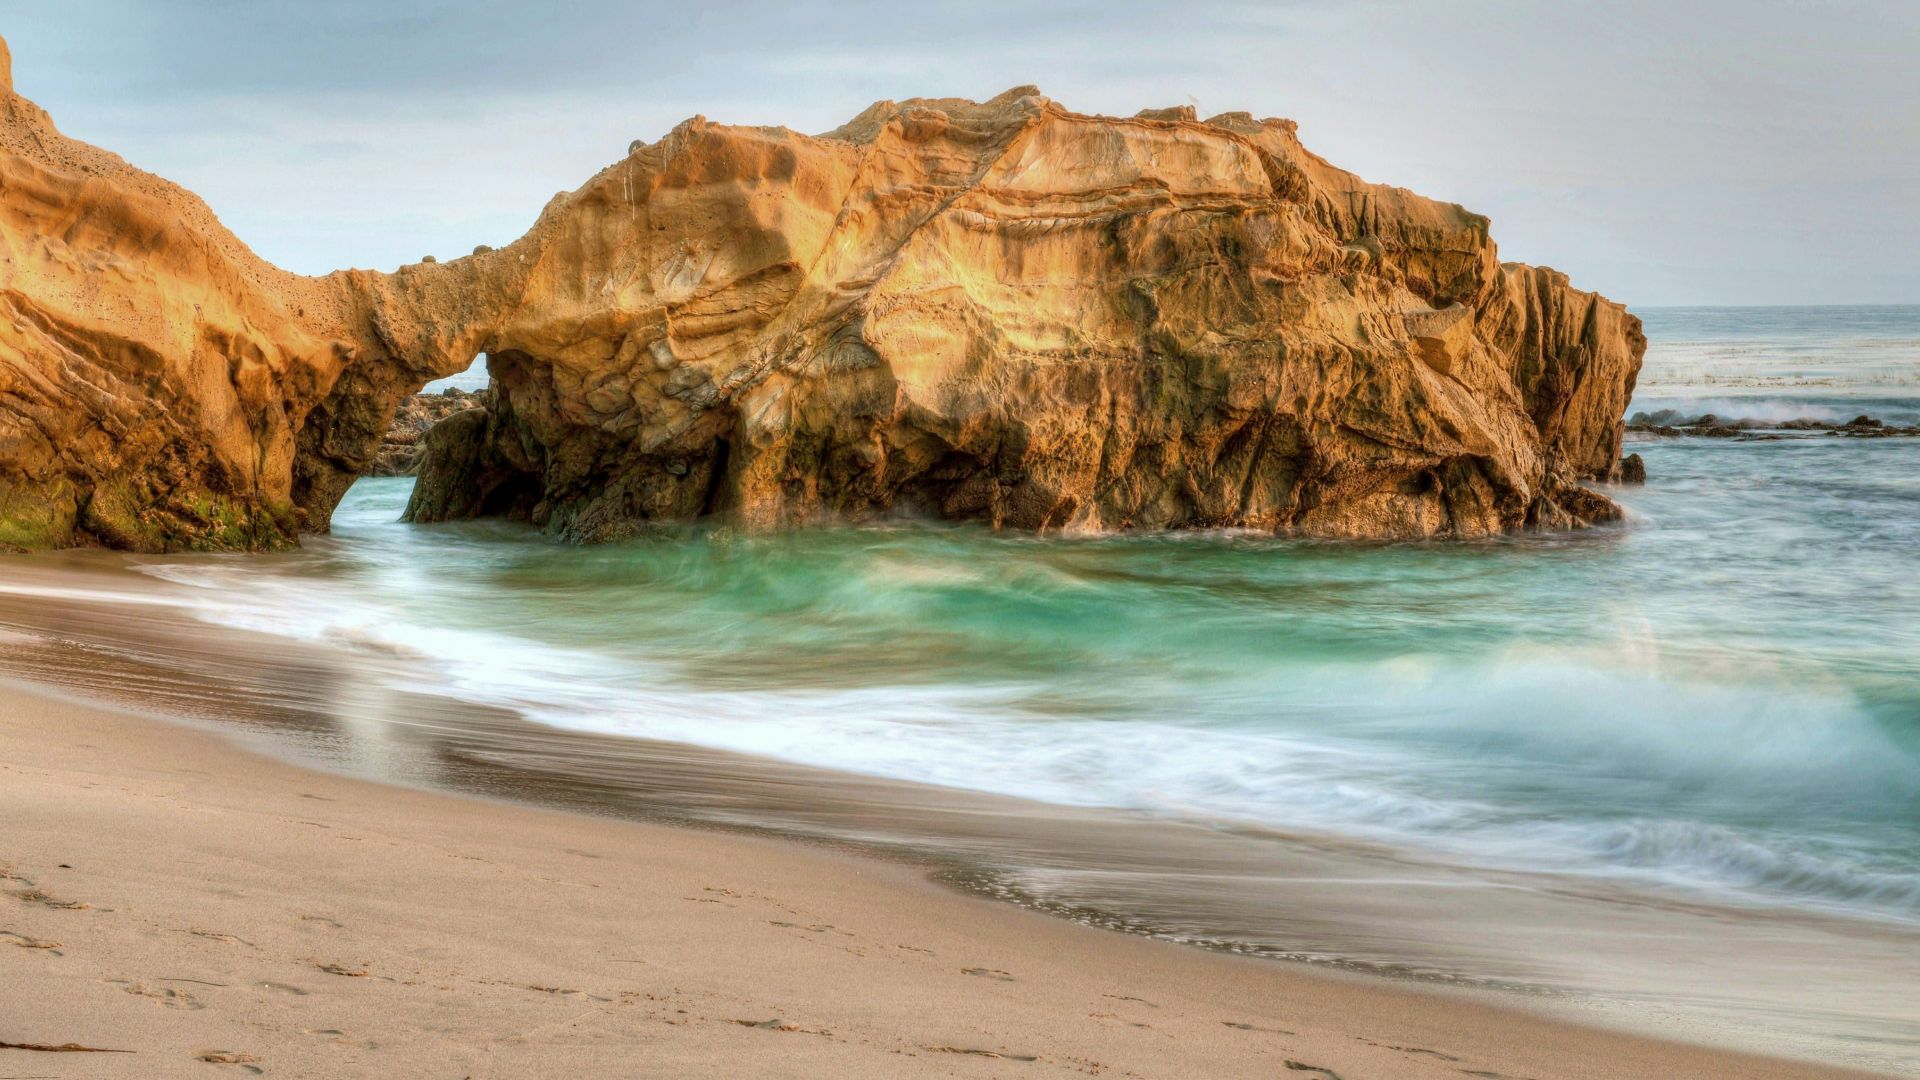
(0, 35, 467, 550)
(0, 33, 1644, 551)
(369, 389, 485, 477)
(1627, 410, 1920, 440)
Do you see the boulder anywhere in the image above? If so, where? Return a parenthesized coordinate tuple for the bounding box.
(1619, 453, 1646, 484)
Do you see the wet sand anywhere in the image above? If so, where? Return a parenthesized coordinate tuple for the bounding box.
(0, 678, 1887, 1079)
(1, 552, 1919, 1076)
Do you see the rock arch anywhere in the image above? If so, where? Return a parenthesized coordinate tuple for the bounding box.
(0, 34, 1642, 552)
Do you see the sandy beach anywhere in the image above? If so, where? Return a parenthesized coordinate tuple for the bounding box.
(0, 679, 1881, 1079)
(4, 5, 1917, 1078)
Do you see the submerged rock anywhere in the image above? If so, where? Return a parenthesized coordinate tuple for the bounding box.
(0, 33, 1643, 550)
(1617, 453, 1647, 484)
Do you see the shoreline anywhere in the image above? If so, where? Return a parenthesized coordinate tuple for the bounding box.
(2, 547, 1919, 1076)
(0, 677, 1892, 1078)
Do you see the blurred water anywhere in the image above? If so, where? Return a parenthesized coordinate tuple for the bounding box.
(94, 305, 1919, 926)
(1633, 304, 1920, 424)
(5, 305, 1919, 1070)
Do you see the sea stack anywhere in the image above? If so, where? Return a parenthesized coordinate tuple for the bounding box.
(0, 36, 1643, 551)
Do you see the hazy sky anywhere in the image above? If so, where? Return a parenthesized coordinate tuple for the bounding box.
(7, 2, 1916, 306)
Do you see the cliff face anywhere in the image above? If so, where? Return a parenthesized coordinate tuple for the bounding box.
(1, 38, 331, 549)
(0, 34, 1643, 551)
(0, 37, 470, 550)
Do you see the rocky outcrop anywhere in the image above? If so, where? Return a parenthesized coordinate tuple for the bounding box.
(0, 35, 466, 550)
(369, 389, 484, 477)
(1626, 410, 1920, 439)
(1618, 453, 1647, 484)
(2, 37, 336, 549)
(0, 33, 1644, 551)
(398, 94, 1645, 541)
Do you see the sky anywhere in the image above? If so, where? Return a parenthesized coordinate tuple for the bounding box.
(5, 1, 1916, 306)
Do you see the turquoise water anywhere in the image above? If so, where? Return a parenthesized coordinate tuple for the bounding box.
(124, 305, 1920, 925)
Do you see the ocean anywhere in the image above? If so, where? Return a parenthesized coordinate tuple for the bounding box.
(3, 305, 1917, 1071)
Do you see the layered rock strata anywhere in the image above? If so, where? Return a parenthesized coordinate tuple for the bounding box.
(0, 34, 1643, 551)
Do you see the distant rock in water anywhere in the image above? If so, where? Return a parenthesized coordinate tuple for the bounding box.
(1627, 411, 1920, 440)
(1831, 414, 1920, 438)
(369, 389, 486, 477)
(0, 32, 1643, 551)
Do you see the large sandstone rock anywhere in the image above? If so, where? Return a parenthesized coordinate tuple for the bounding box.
(0, 35, 1642, 551)
(0, 35, 462, 550)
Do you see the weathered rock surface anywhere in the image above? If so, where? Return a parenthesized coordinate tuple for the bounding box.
(0, 33, 1644, 551)
(0, 35, 465, 550)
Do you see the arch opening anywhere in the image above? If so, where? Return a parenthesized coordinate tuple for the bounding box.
(297, 353, 493, 534)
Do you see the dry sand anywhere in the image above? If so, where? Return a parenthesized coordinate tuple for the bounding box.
(0, 680, 1880, 1079)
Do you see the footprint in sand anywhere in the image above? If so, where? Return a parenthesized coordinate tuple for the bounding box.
(926, 1046, 1040, 1062)
(312, 961, 368, 977)
(728, 1018, 832, 1036)
(118, 981, 206, 1010)
(1369, 1041, 1461, 1063)
(525, 984, 610, 1001)
(14, 886, 91, 910)
(196, 1049, 263, 1074)
(1087, 1010, 1152, 1030)
(0, 929, 61, 952)
(1224, 1020, 1296, 1035)
(769, 921, 845, 935)
(179, 928, 255, 948)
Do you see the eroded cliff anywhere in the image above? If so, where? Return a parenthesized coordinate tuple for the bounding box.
(0, 34, 1643, 551)
(0, 36, 471, 549)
